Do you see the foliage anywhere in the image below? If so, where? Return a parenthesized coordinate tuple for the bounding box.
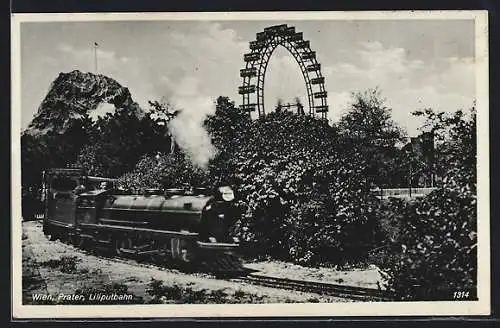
(21, 114, 93, 189)
(146, 278, 268, 304)
(337, 88, 407, 188)
(21, 114, 93, 217)
(40, 256, 81, 274)
(117, 152, 209, 193)
(375, 107, 477, 300)
(205, 102, 380, 265)
(75, 108, 172, 177)
(22, 72, 478, 297)
(412, 107, 476, 183)
(204, 96, 253, 186)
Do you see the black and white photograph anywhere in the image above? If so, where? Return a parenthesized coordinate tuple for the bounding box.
(11, 11, 489, 318)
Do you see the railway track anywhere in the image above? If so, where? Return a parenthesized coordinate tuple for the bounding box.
(27, 220, 395, 301)
(85, 248, 393, 302)
(55, 238, 395, 301)
(82, 246, 393, 302)
(231, 273, 396, 302)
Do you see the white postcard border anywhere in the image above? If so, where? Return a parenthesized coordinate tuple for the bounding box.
(11, 10, 490, 319)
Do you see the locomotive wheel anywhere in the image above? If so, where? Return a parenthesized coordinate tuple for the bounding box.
(78, 237, 89, 250)
(47, 227, 57, 241)
(114, 237, 133, 256)
(70, 234, 81, 248)
(62, 234, 72, 245)
(159, 243, 172, 264)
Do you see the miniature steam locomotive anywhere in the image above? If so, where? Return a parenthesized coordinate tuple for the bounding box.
(41, 167, 244, 274)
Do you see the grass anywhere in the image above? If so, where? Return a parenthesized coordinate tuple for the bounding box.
(146, 278, 270, 304)
(40, 256, 81, 273)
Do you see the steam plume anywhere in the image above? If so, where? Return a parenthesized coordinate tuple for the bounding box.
(167, 96, 217, 169)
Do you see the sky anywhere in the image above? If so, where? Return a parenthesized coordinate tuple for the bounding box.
(20, 19, 476, 136)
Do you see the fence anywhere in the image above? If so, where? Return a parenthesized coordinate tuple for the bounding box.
(371, 187, 437, 200)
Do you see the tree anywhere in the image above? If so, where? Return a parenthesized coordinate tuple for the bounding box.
(412, 107, 476, 184)
(376, 106, 477, 300)
(204, 96, 252, 186)
(147, 99, 180, 154)
(336, 88, 407, 187)
(21, 112, 93, 188)
(21, 113, 93, 217)
(117, 152, 209, 193)
(148, 99, 178, 124)
(75, 103, 173, 177)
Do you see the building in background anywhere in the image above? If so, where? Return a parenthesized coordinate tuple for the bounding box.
(403, 131, 435, 188)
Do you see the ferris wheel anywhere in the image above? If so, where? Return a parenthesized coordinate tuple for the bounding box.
(239, 24, 329, 120)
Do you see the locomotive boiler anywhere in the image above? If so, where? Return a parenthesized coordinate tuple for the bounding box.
(41, 167, 244, 274)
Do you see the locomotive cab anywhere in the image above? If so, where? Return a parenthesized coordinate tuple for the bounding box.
(42, 168, 117, 239)
(42, 168, 86, 238)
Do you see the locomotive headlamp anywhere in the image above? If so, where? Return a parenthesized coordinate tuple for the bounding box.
(218, 186, 235, 201)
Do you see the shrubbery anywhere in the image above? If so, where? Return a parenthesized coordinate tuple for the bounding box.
(76, 110, 172, 177)
(374, 108, 477, 300)
(117, 152, 209, 193)
(378, 187, 476, 300)
(219, 111, 380, 265)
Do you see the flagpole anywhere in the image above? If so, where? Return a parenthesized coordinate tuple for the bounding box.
(94, 42, 98, 74)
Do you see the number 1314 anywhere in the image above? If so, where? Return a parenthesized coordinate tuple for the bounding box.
(453, 291, 470, 299)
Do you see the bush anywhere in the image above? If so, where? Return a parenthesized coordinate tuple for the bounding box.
(145, 278, 266, 304)
(376, 187, 476, 300)
(75, 110, 172, 177)
(207, 109, 379, 266)
(40, 256, 81, 274)
(374, 108, 477, 300)
(117, 152, 209, 193)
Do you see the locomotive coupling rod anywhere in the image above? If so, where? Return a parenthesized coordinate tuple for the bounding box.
(135, 243, 154, 250)
(80, 233, 95, 240)
(137, 250, 161, 256)
(117, 248, 136, 255)
(117, 248, 160, 256)
(96, 239, 112, 245)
